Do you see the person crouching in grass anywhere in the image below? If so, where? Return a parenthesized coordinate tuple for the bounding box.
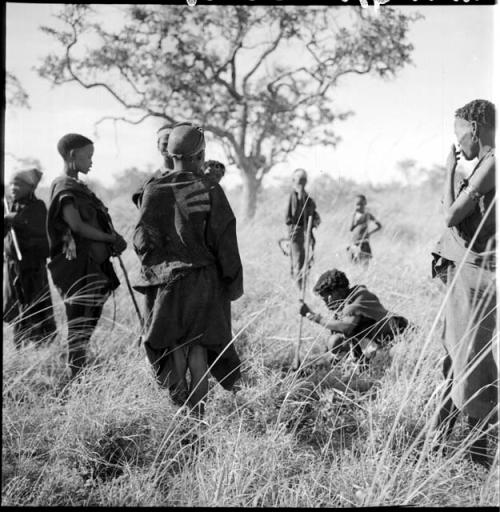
(300, 269, 409, 367)
(3, 167, 57, 348)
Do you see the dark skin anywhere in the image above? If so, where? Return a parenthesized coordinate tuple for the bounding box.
(61, 144, 127, 255)
(157, 131, 174, 170)
(172, 149, 206, 175)
(443, 117, 495, 227)
(4, 178, 35, 226)
(350, 197, 382, 238)
(291, 170, 320, 229)
(300, 287, 358, 336)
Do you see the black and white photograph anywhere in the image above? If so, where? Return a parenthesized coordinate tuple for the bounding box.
(3, 1, 498, 506)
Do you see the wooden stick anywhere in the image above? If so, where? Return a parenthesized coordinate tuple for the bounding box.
(292, 215, 313, 371)
(4, 197, 22, 261)
(117, 255, 143, 328)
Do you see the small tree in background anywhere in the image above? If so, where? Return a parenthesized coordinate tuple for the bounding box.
(6, 72, 30, 109)
(37, 4, 421, 219)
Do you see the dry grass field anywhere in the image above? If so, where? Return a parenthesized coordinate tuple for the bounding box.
(2, 175, 498, 506)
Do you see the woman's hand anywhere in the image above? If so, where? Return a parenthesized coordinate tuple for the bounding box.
(299, 300, 312, 317)
(62, 229, 77, 260)
(111, 232, 127, 256)
(446, 144, 460, 173)
(4, 212, 16, 227)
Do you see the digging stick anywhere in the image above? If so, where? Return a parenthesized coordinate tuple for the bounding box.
(292, 215, 313, 371)
(116, 255, 144, 337)
(4, 197, 22, 261)
(106, 216, 144, 344)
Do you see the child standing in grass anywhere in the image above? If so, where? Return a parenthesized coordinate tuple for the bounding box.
(347, 194, 381, 266)
(3, 168, 57, 348)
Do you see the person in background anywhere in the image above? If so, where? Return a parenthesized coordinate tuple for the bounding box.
(3, 167, 57, 348)
(285, 168, 321, 290)
(132, 123, 244, 417)
(47, 133, 127, 380)
(431, 99, 496, 468)
(132, 124, 174, 207)
(347, 194, 382, 266)
(299, 268, 409, 366)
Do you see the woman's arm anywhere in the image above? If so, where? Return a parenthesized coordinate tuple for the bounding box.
(442, 144, 459, 215)
(367, 214, 382, 236)
(306, 311, 358, 336)
(443, 148, 495, 227)
(350, 213, 358, 231)
(62, 202, 116, 244)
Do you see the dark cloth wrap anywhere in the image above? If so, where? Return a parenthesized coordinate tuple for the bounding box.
(133, 170, 244, 390)
(46, 176, 119, 299)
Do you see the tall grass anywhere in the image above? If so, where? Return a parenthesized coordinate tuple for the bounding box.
(2, 180, 498, 506)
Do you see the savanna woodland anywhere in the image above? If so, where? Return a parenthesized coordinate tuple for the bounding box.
(3, 3, 498, 508)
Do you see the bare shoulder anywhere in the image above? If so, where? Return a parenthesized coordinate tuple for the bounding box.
(470, 151, 495, 195)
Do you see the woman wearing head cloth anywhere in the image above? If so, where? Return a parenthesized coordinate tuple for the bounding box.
(431, 100, 496, 467)
(47, 133, 127, 380)
(4, 167, 57, 347)
(133, 122, 243, 417)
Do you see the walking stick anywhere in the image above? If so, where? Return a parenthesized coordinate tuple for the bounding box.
(292, 215, 313, 371)
(4, 197, 22, 261)
(115, 255, 144, 345)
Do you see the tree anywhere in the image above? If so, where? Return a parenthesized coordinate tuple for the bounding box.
(37, 4, 421, 219)
(6, 72, 30, 109)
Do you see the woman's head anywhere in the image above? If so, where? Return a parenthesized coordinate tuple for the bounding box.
(292, 168, 307, 189)
(313, 269, 350, 310)
(57, 133, 94, 174)
(167, 122, 206, 173)
(355, 194, 367, 210)
(157, 124, 174, 169)
(454, 100, 495, 160)
(9, 167, 43, 200)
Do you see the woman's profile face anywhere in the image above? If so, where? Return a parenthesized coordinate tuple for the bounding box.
(157, 132, 169, 156)
(320, 288, 348, 311)
(72, 144, 94, 174)
(9, 178, 33, 201)
(454, 117, 478, 161)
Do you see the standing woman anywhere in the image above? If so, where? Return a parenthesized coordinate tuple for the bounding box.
(431, 100, 496, 466)
(47, 134, 127, 380)
(4, 168, 57, 347)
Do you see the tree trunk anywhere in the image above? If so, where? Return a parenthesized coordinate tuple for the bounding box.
(241, 171, 260, 221)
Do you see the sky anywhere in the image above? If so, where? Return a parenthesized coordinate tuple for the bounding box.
(3, 3, 498, 189)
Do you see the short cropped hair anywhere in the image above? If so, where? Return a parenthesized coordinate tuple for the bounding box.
(455, 100, 495, 130)
(313, 269, 350, 296)
(57, 133, 93, 160)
